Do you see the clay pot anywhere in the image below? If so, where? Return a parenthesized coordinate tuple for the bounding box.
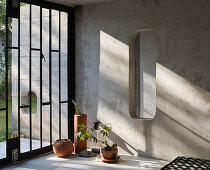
(74, 114, 87, 154)
(101, 148, 118, 160)
(53, 139, 73, 157)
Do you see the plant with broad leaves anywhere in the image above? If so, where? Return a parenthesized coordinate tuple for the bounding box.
(75, 123, 117, 150)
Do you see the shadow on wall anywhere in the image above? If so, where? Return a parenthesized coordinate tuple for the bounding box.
(96, 31, 210, 160)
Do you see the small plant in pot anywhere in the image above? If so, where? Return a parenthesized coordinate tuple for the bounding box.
(76, 123, 118, 161)
(72, 100, 87, 154)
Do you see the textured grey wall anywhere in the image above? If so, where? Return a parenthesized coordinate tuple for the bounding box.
(75, 0, 210, 161)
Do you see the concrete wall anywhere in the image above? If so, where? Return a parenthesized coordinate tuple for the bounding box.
(75, 0, 210, 161)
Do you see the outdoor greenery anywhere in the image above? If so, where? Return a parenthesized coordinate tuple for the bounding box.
(0, 0, 13, 143)
(0, 1, 32, 143)
(76, 124, 117, 150)
(29, 92, 37, 114)
(0, 96, 37, 142)
(0, 0, 12, 99)
(0, 99, 12, 142)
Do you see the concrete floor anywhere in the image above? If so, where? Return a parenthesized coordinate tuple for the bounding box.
(1, 153, 168, 170)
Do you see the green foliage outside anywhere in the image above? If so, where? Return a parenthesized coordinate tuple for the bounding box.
(0, 99, 12, 142)
(28, 93, 37, 114)
(0, 0, 12, 143)
(0, 96, 37, 142)
(0, 1, 31, 143)
(0, 0, 12, 99)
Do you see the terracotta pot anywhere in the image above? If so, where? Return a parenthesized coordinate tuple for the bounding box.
(74, 114, 87, 154)
(53, 139, 73, 157)
(101, 148, 118, 160)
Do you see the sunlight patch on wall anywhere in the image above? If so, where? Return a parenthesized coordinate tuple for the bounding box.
(157, 63, 210, 141)
(98, 31, 147, 154)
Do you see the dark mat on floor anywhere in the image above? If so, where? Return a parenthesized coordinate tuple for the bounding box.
(161, 156, 210, 170)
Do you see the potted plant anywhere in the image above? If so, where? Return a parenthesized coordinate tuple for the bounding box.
(53, 139, 74, 157)
(76, 123, 118, 161)
(72, 100, 87, 154)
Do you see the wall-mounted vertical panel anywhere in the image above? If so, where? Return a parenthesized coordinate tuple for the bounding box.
(129, 29, 157, 119)
(139, 31, 156, 119)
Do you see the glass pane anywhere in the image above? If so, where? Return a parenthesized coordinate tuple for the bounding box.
(31, 51, 40, 150)
(61, 12, 68, 102)
(31, 5, 40, 49)
(0, 45, 6, 110)
(20, 3, 30, 153)
(9, 18, 18, 47)
(0, 111, 6, 159)
(42, 8, 49, 103)
(10, 49, 18, 139)
(42, 105, 50, 147)
(61, 103, 68, 139)
(52, 52, 59, 142)
(51, 10, 59, 50)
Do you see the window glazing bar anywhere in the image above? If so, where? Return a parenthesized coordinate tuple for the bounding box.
(5, 9, 8, 143)
(7, 46, 18, 49)
(42, 102, 51, 106)
(31, 48, 40, 51)
(51, 49, 59, 52)
(40, 7, 43, 148)
(19, 105, 30, 109)
(0, 108, 6, 111)
(49, 9, 52, 145)
(18, 0, 21, 144)
(29, 4, 32, 151)
(59, 11, 61, 140)
(60, 101, 68, 104)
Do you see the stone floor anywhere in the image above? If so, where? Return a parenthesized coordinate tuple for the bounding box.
(1, 153, 168, 170)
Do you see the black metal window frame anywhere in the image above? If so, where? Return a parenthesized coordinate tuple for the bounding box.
(0, 0, 75, 167)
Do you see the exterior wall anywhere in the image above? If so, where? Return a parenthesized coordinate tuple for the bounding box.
(75, 0, 210, 161)
(12, 5, 68, 142)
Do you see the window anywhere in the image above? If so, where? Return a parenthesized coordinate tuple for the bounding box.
(21, 91, 37, 114)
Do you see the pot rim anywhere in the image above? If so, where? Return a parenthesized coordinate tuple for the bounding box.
(55, 139, 71, 143)
(74, 114, 87, 117)
(101, 147, 118, 151)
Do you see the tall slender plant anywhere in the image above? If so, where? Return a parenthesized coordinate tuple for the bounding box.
(72, 100, 81, 115)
